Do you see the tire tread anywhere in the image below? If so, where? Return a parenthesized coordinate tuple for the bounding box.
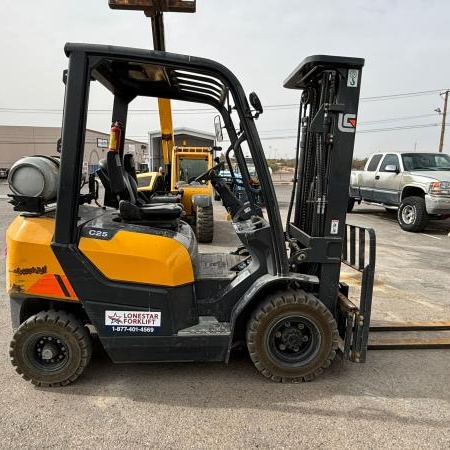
(246, 289, 338, 383)
(10, 310, 92, 387)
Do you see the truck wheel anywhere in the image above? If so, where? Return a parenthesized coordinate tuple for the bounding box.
(397, 196, 428, 232)
(247, 290, 338, 382)
(347, 197, 355, 213)
(196, 205, 214, 243)
(10, 310, 92, 387)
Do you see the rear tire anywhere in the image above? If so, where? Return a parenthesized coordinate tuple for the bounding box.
(10, 310, 92, 387)
(246, 290, 338, 382)
(397, 196, 428, 232)
(196, 205, 214, 243)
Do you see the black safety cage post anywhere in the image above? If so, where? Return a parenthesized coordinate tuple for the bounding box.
(284, 55, 365, 312)
(54, 50, 91, 245)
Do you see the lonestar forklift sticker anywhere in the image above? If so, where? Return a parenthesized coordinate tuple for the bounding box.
(105, 311, 161, 327)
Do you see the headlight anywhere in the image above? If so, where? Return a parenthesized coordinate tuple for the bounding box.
(430, 181, 450, 195)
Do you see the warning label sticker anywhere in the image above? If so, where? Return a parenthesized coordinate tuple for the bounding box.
(105, 311, 161, 327)
(347, 69, 359, 88)
(331, 220, 339, 235)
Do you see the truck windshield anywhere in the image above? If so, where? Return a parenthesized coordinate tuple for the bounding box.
(179, 158, 208, 182)
(402, 153, 450, 171)
(137, 175, 152, 188)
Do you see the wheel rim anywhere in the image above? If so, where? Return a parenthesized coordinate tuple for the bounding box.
(24, 333, 70, 373)
(402, 204, 416, 224)
(266, 315, 321, 368)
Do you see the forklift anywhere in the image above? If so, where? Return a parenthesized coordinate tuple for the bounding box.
(6, 42, 377, 386)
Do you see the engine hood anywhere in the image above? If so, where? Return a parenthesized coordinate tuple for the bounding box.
(406, 170, 450, 182)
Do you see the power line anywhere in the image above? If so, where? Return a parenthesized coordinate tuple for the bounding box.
(0, 89, 447, 115)
(0, 112, 437, 140)
(358, 122, 440, 134)
(359, 113, 437, 125)
(250, 122, 447, 141)
(258, 114, 440, 135)
(1, 123, 448, 145)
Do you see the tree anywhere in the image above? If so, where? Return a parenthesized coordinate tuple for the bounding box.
(352, 158, 368, 170)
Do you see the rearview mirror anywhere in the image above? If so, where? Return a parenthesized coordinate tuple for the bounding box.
(249, 92, 263, 119)
(214, 115, 223, 143)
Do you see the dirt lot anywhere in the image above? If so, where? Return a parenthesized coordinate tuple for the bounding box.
(1, 180, 450, 449)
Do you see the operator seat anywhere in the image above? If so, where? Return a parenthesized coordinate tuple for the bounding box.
(123, 153, 150, 205)
(105, 150, 182, 225)
(122, 154, 182, 205)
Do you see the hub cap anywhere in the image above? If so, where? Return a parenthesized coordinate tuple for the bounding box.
(267, 316, 321, 367)
(402, 204, 416, 224)
(26, 334, 69, 372)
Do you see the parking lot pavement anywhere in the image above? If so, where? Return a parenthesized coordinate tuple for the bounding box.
(1, 181, 450, 448)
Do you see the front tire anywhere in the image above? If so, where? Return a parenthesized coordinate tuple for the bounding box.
(397, 196, 428, 232)
(196, 205, 214, 243)
(247, 290, 338, 382)
(10, 310, 92, 387)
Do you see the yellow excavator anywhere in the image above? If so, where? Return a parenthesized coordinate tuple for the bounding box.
(125, 1, 215, 242)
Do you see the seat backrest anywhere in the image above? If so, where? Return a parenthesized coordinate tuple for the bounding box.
(106, 150, 136, 204)
(96, 158, 118, 208)
(123, 153, 138, 183)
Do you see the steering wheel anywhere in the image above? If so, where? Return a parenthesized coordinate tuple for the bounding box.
(191, 160, 225, 183)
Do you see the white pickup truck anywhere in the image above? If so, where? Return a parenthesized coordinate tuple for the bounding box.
(349, 152, 450, 231)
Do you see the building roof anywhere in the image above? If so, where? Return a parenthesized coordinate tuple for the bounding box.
(0, 125, 146, 146)
(148, 127, 215, 141)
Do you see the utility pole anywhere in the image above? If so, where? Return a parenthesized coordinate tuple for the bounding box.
(439, 90, 449, 152)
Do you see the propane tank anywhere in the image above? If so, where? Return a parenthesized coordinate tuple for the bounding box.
(8, 155, 60, 202)
(109, 121, 122, 152)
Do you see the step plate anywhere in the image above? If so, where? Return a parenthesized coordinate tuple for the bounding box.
(178, 316, 231, 336)
(195, 253, 246, 279)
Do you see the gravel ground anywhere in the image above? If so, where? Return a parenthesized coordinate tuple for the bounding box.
(1, 180, 450, 449)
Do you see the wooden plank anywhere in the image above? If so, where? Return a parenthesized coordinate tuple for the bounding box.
(370, 320, 450, 332)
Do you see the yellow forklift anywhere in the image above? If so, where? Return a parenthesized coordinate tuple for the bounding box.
(138, 144, 215, 242)
(6, 39, 377, 387)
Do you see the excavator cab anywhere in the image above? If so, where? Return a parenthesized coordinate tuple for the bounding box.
(6, 44, 372, 387)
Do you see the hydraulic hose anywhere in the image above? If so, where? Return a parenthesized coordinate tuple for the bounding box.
(286, 97, 304, 233)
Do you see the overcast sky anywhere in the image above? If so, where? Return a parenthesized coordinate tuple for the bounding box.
(2, 0, 450, 158)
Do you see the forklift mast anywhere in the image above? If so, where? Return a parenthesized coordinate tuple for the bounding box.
(284, 56, 365, 311)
